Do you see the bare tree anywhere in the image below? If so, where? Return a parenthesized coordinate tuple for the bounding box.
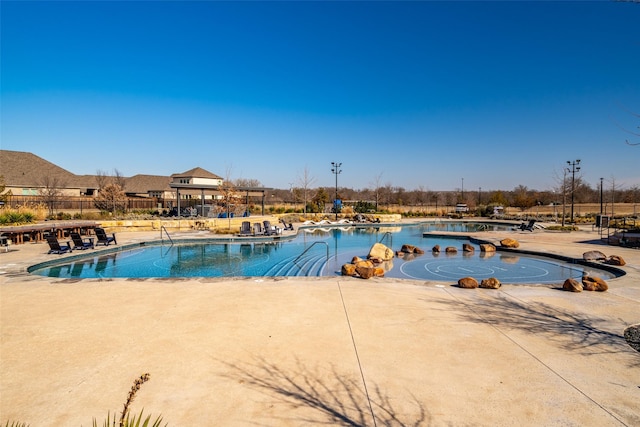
(234, 178, 262, 187)
(370, 172, 383, 211)
(0, 175, 12, 204)
(297, 165, 316, 215)
(93, 169, 127, 215)
(39, 175, 67, 216)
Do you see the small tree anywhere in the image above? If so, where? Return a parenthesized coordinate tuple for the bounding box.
(94, 183, 127, 215)
(297, 166, 316, 215)
(39, 175, 66, 216)
(0, 175, 12, 204)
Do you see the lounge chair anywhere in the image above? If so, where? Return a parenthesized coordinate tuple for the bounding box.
(253, 222, 264, 235)
(519, 219, 536, 232)
(280, 219, 294, 231)
(46, 234, 72, 254)
(70, 232, 94, 250)
(95, 227, 117, 246)
(263, 221, 280, 236)
(239, 221, 252, 236)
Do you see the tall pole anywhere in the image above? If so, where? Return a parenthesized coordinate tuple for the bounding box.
(331, 162, 342, 221)
(600, 177, 604, 215)
(567, 159, 581, 224)
(461, 177, 464, 202)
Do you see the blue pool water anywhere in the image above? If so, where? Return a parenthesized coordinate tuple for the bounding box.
(29, 224, 617, 284)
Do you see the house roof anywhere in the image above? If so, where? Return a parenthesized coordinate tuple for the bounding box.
(171, 167, 223, 180)
(1, 150, 227, 194)
(0, 150, 81, 188)
(125, 174, 172, 193)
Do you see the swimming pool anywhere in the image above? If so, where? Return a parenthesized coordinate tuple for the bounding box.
(29, 224, 618, 284)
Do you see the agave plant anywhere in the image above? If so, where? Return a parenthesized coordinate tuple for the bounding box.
(92, 410, 165, 427)
(91, 373, 167, 427)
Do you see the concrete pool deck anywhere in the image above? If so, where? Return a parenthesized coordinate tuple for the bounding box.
(1, 223, 639, 426)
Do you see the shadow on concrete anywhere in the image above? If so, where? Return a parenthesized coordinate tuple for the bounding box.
(220, 357, 429, 426)
(429, 293, 639, 368)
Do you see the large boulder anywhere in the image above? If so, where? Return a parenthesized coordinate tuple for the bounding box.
(500, 238, 520, 248)
(624, 324, 640, 352)
(605, 255, 626, 266)
(462, 243, 475, 253)
(356, 265, 376, 279)
(341, 264, 357, 276)
(432, 245, 441, 254)
(480, 243, 496, 253)
(354, 259, 374, 269)
(458, 277, 478, 289)
(563, 278, 583, 292)
(583, 250, 606, 262)
(401, 244, 425, 254)
(445, 246, 458, 254)
(368, 243, 394, 261)
(581, 275, 608, 292)
(480, 277, 501, 289)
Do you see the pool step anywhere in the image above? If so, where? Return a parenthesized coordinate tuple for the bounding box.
(265, 252, 328, 277)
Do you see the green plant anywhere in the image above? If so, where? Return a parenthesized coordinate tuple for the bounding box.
(3, 422, 29, 427)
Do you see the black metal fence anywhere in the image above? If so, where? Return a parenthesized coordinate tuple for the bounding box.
(2, 196, 166, 212)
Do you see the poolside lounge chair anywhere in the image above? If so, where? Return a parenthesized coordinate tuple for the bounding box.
(70, 232, 94, 250)
(239, 221, 252, 236)
(253, 222, 264, 236)
(95, 227, 117, 246)
(46, 234, 72, 254)
(519, 219, 536, 232)
(280, 219, 294, 231)
(263, 221, 280, 236)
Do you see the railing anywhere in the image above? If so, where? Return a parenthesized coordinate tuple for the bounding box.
(160, 226, 174, 246)
(293, 241, 329, 274)
(377, 231, 393, 248)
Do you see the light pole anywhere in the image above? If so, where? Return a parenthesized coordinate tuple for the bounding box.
(600, 177, 604, 215)
(331, 162, 342, 221)
(567, 159, 580, 224)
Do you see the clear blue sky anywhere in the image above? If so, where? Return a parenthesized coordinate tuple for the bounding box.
(2, 1, 639, 192)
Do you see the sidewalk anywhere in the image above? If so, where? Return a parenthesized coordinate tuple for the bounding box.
(1, 226, 639, 426)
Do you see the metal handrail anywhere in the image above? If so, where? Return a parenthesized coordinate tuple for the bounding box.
(377, 231, 393, 248)
(293, 241, 329, 274)
(160, 226, 174, 246)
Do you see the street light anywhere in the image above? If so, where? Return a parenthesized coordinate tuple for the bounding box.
(600, 177, 604, 215)
(567, 159, 581, 224)
(331, 162, 342, 221)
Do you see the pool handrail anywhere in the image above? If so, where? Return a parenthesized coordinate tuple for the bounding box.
(293, 241, 329, 275)
(160, 226, 174, 246)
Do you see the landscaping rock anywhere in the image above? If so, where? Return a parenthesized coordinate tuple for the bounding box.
(480, 277, 501, 289)
(458, 277, 478, 288)
(479, 243, 496, 252)
(356, 265, 375, 279)
(341, 264, 356, 276)
(432, 245, 440, 254)
(445, 246, 458, 254)
(581, 275, 608, 292)
(623, 323, 640, 352)
(563, 278, 583, 292)
(500, 238, 520, 248)
(605, 255, 626, 266)
(401, 244, 424, 254)
(582, 250, 606, 261)
(462, 243, 474, 253)
(368, 242, 394, 261)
